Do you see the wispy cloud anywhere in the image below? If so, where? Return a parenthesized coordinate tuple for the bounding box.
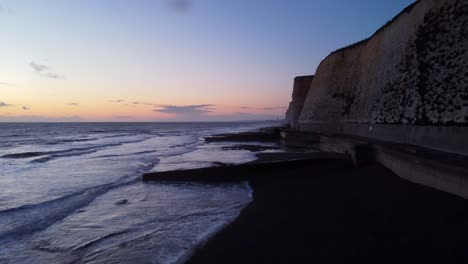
(109, 99, 125, 103)
(156, 111, 282, 122)
(132, 101, 154, 106)
(151, 104, 283, 121)
(22, 106, 30, 110)
(154, 104, 215, 115)
(263, 107, 286, 110)
(29, 61, 63, 79)
(239, 106, 286, 111)
(224, 112, 282, 121)
(0, 82, 9, 86)
(0, 101, 13, 107)
(167, 0, 191, 12)
(66, 102, 80, 106)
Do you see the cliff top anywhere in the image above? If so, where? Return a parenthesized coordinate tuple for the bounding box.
(329, 0, 419, 56)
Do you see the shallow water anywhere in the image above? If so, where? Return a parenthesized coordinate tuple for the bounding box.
(0, 122, 279, 263)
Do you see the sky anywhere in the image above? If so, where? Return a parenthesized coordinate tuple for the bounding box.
(0, 0, 415, 122)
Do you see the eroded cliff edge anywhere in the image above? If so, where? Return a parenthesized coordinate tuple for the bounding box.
(285, 75, 314, 128)
(288, 0, 468, 155)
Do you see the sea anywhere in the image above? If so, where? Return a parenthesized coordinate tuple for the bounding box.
(0, 122, 281, 264)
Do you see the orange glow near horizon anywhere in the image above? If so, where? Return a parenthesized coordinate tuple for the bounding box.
(0, 62, 289, 121)
(1, 0, 414, 122)
(0, 83, 287, 121)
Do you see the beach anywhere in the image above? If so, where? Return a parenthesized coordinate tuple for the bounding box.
(3, 0, 467, 263)
(187, 153, 468, 263)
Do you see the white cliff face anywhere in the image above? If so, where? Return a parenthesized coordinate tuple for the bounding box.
(285, 76, 314, 128)
(298, 0, 468, 126)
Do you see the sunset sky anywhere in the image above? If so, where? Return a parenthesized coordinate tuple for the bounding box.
(0, 0, 414, 122)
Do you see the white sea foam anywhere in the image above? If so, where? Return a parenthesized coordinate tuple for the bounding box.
(0, 122, 277, 263)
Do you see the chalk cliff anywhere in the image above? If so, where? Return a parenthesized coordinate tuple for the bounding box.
(288, 0, 468, 154)
(285, 75, 314, 128)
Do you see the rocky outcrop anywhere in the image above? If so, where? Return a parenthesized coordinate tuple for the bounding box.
(285, 75, 314, 128)
(289, 0, 468, 155)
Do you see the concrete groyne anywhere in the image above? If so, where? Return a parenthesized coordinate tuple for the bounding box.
(143, 154, 351, 182)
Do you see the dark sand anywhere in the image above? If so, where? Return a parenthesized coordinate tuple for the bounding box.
(187, 161, 468, 263)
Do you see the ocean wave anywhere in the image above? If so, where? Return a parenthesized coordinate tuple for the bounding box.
(0, 186, 113, 238)
(30, 149, 100, 163)
(1, 139, 150, 162)
(95, 150, 158, 159)
(1, 152, 48, 159)
(45, 137, 99, 145)
(0, 122, 277, 263)
(0, 177, 142, 239)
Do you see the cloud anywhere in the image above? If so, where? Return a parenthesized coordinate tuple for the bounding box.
(29, 61, 63, 79)
(0, 115, 81, 122)
(229, 112, 283, 121)
(132, 101, 154, 106)
(150, 103, 288, 122)
(167, 0, 191, 12)
(151, 103, 282, 121)
(22, 106, 30, 110)
(108, 100, 154, 106)
(0, 82, 9, 86)
(153, 104, 215, 115)
(0, 101, 13, 107)
(156, 111, 282, 122)
(30, 62, 49, 72)
(263, 107, 286, 110)
(66, 102, 80, 106)
(239, 106, 286, 111)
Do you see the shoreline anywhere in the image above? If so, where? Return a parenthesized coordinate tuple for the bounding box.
(171, 151, 350, 264)
(172, 128, 468, 263)
(185, 158, 468, 263)
(140, 126, 468, 263)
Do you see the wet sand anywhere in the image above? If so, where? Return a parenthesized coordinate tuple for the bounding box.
(187, 161, 468, 263)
